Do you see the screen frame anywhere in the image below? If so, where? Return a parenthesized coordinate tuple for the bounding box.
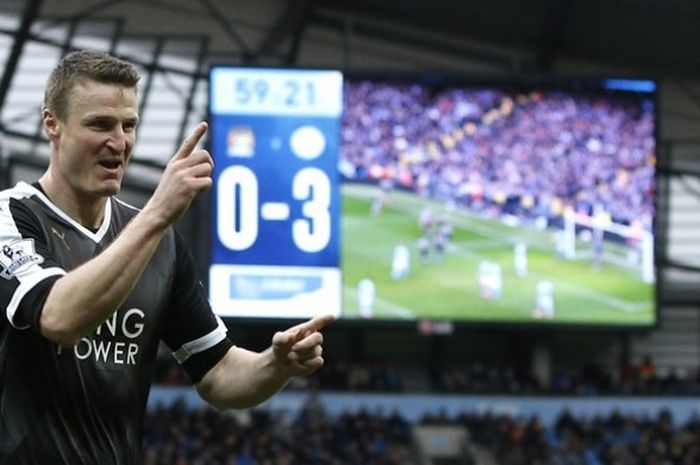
(206, 66, 661, 333)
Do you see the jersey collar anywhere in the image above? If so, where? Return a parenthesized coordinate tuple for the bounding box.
(17, 181, 113, 243)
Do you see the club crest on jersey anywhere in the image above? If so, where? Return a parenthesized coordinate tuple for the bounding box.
(0, 239, 44, 279)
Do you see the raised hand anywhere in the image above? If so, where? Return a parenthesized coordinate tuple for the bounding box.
(271, 314, 335, 377)
(145, 122, 213, 225)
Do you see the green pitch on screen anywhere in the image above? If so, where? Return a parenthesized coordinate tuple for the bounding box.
(340, 184, 655, 327)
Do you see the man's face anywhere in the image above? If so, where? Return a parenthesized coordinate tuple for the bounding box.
(45, 80, 139, 198)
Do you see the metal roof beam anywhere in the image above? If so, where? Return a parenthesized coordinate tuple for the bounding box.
(0, 0, 43, 121)
(255, 0, 318, 65)
(198, 0, 252, 60)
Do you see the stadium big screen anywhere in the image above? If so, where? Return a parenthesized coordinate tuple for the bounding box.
(209, 67, 658, 328)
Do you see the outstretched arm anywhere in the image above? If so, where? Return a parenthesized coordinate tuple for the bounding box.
(196, 314, 334, 410)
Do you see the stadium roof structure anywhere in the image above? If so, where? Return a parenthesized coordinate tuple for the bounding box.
(0, 0, 698, 78)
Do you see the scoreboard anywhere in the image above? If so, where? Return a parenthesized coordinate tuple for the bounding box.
(208, 67, 343, 319)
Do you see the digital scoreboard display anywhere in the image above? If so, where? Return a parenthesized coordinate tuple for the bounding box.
(209, 69, 656, 329)
(208, 67, 343, 319)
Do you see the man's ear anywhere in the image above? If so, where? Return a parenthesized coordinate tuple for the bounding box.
(42, 108, 61, 142)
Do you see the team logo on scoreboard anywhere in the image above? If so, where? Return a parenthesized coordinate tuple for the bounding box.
(0, 239, 44, 279)
(227, 126, 255, 157)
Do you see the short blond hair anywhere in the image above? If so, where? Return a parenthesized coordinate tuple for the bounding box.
(44, 50, 140, 120)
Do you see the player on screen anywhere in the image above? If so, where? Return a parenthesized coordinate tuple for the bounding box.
(391, 243, 410, 280)
(419, 206, 433, 233)
(371, 176, 393, 216)
(357, 278, 376, 318)
(532, 280, 555, 319)
(433, 232, 447, 263)
(0, 50, 332, 464)
(477, 260, 502, 299)
(417, 236, 431, 263)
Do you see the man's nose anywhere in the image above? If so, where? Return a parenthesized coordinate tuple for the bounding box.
(106, 127, 128, 153)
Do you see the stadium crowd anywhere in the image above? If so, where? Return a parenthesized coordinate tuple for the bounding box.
(429, 356, 700, 396)
(422, 406, 700, 465)
(143, 396, 415, 465)
(147, 345, 700, 465)
(153, 354, 700, 397)
(142, 393, 700, 465)
(341, 80, 655, 227)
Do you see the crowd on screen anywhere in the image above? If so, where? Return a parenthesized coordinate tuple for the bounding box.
(341, 80, 656, 227)
(142, 395, 700, 465)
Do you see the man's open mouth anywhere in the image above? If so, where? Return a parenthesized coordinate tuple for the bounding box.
(99, 160, 122, 170)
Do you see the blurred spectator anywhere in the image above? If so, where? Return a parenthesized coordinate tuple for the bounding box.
(639, 354, 657, 381)
(142, 400, 700, 465)
(143, 397, 415, 465)
(152, 355, 700, 397)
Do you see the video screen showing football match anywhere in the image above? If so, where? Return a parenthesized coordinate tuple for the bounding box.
(339, 77, 657, 327)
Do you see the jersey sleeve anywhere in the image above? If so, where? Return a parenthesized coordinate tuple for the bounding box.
(161, 231, 233, 383)
(0, 197, 66, 330)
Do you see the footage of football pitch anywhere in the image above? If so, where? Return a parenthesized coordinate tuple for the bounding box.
(340, 184, 655, 326)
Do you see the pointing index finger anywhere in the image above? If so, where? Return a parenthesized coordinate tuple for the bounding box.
(296, 314, 335, 334)
(174, 122, 208, 160)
